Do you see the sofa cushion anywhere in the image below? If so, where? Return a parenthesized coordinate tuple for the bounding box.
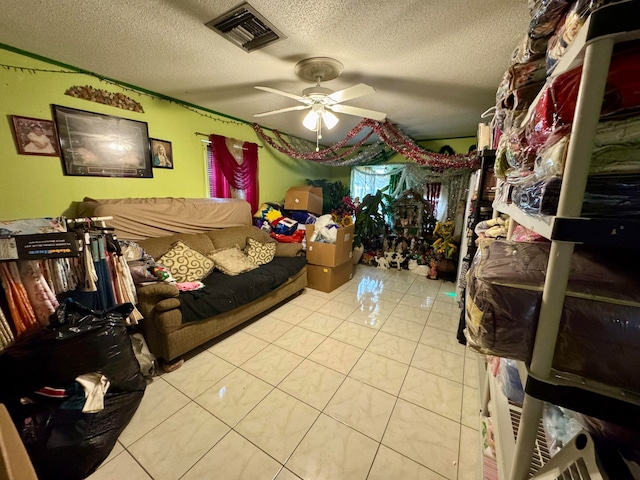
(158, 241, 215, 283)
(274, 242, 303, 257)
(245, 238, 276, 265)
(179, 256, 307, 323)
(209, 246, 258, 276)
(138, 233, 214, 260)
(205, 226, 273, 251)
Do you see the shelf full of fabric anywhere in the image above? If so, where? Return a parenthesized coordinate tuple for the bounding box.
(0, 216, 142, 352)
(467, 1, 640, 478)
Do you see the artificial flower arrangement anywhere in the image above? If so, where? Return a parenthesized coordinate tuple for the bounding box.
(331, 195, 356, 227)
(431, 220, 458, 259)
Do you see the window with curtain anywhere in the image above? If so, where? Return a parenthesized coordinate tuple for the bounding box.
(206, 134, 259, 213)
(350, 165, 405, 201)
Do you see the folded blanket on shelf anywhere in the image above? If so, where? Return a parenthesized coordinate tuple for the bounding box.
(465, 239, 640, 394)
(534, 116, 640, 178)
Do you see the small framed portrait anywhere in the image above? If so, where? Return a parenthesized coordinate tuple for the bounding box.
(10, 115, 60, 156)
(150, 138, 173, 169)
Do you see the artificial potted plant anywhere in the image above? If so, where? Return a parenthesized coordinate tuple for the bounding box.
(353, 188, 392, 259)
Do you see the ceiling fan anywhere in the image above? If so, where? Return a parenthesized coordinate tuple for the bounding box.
(254, 57, 386, 149)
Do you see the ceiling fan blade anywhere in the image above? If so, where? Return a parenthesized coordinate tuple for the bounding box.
(325, 83, 375, 104)
(253, 105, 310, 118)
(254, 86, 309, 103)
(328, 104, 386, 121)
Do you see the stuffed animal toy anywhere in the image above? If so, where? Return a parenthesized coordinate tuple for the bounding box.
(360, 252, 375, 266)
(376, 256, 389, 269)
(384, 251, 405, 270)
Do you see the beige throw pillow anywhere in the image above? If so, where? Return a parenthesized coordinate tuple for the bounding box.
(245, 238, 276, 265)
(158, 240, 215, 283)
(209, 246, 258, 276)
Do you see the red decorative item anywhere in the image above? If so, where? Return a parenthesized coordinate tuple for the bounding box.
(269, 229, 305, 243)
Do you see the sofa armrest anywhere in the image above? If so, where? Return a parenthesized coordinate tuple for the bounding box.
(275, 242, 303, 257)
(136, 284, 181, 321)
(137, 283, 180, 298)
(155, 298, 181, 312)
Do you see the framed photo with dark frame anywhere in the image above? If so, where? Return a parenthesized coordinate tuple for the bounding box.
(150, 138, 173, 169)
(52, 104, 153, 178)
(10, 115, 60, 157)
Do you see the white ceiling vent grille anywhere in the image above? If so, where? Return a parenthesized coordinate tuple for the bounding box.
(205, 3, 286, 53)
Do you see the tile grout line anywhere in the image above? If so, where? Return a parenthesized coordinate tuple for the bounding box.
(364, 282, 444, 480)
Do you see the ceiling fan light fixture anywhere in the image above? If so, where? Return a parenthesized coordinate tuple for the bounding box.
(321, 111, 339, 130)
(303, 110, 320, 131)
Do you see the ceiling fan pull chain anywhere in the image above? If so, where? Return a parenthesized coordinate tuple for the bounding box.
(316, 118, 322, 151)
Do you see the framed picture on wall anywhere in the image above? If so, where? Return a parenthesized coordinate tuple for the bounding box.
(52, 104, 153, 178)
(10, 115, 60, 157)
(150, 138, 173, 169)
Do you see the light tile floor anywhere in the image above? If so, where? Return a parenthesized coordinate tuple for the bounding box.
(88, 265, 482, 480)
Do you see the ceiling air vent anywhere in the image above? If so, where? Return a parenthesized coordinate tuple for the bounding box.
(205, 3, 286, 53)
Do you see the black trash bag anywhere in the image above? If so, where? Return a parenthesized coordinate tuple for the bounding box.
(0, 300, 146, 397)
(0, 300, 147, 480)
(7, 389, 144, 480)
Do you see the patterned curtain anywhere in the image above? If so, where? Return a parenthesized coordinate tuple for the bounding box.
(208, 134, 259, 213)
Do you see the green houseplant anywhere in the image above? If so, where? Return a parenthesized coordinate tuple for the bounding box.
(354, 188, 392, 250)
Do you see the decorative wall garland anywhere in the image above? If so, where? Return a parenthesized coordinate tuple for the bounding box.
(65, 85, 144, 112)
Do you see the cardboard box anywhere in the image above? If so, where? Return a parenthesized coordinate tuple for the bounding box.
(305, 223, 354, 267)
(284, 186, 323, 215)
(307, 260, 354, 293)
(0, 404, 38, 480)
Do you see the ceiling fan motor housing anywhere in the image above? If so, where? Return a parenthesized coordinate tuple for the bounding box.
(294, 57, 344, 83)
(302, 85, 334, 100)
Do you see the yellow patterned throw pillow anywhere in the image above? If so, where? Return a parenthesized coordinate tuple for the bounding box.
(208, 246, 258, 276)
(245, 238, 276, 265)
(157, 240, 215, 283)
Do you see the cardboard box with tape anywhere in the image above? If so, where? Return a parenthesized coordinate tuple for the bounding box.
(284, 186, 323, 216)
(306, 261, 354, 293)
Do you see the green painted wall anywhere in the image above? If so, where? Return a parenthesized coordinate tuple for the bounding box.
(0, 47, 336, 220)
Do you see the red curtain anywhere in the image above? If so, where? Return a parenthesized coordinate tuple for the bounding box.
(425, 182, 441, 217)
(208, 134, 259, 213)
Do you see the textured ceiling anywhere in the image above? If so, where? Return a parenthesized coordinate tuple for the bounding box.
(0, 0, 530, 146)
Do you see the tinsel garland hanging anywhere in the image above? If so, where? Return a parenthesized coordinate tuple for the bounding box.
(252, 119, 479, 170)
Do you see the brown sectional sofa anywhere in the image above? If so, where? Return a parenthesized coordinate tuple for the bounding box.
(135, 226, 307, 362)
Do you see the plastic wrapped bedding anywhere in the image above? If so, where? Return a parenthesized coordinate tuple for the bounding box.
(465, 240, 640, 393)
(511, 174, 640, 217)
(534, 116, 640, 178)
(528, 0, 573, 40)
(527, 46, 640, 151)
(545, 0, 608, 75)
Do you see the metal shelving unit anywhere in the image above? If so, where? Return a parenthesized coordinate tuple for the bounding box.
(487, 2, 640, 478)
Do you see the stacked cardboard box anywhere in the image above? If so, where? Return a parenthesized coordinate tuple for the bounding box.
(304, 223, 354, 293)
(284, 185, 354, 292)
